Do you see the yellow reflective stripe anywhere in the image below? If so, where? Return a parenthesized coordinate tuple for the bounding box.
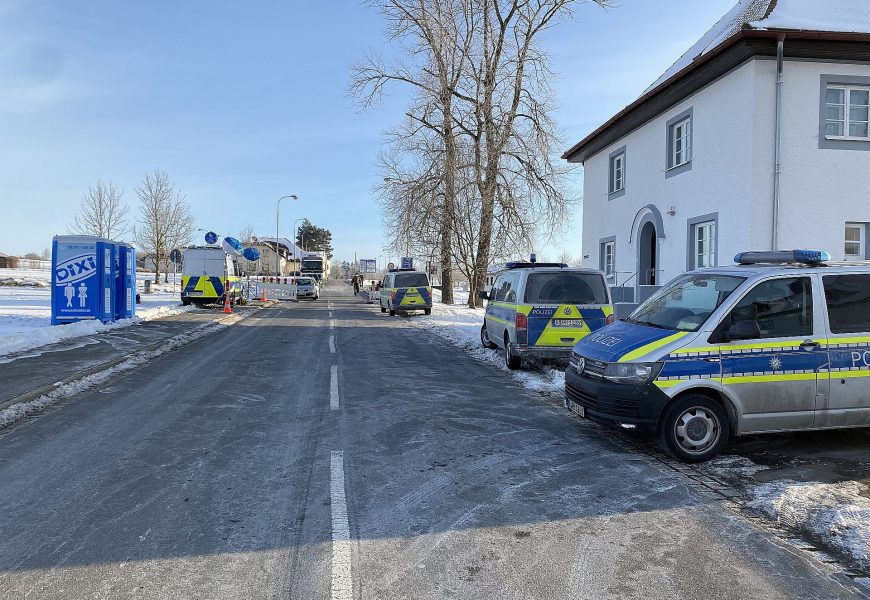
(722, 372, 818, 384)
(487, 316, 511, 326)
(833, 370, 870, 379)
(602, 306, 614, 316)
(654, 380, 681, 389)
(619, 332, 689, 363)
(672, 338, 829, 355)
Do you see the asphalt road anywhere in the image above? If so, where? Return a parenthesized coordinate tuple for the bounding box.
(0, 281, 865, 599)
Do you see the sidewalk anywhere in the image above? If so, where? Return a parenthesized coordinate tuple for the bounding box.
(0, 308, 254, 409)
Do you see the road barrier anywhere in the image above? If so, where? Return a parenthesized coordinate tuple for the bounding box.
(254, 276, 298, 301)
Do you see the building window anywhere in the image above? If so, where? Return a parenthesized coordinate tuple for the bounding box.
(693, 221, 716, 268)
(686, 213, 718, 271)
(665, 108, 693, 177)
(610, 153, 625, 194)
(845, 222, 866, 259)
(600, 239, 615, 278)
(825, 85, 870, 139)
(670, 118, 691, 168)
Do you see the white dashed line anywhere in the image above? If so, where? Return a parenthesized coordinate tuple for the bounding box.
(330, 365, 339, 410)
(330, 451, 352, 600)
(330, 319, 336, 329)
(329, 335, 336, 354)
(329, 311, 334, 318)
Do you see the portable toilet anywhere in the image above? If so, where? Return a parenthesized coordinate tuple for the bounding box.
(115, 243, 136, 319)
(52, 235, 115, 325)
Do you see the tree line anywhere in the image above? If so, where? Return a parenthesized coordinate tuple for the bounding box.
(68, 169, 194, 283)
(350, 0, 609, 306)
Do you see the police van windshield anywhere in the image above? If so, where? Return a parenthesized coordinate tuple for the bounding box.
(523, 272, 608, 305)
(395, 273, 429, 288)
(626, 274, 745, 332)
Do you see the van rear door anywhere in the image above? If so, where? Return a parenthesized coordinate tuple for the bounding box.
(522, 271, 610, 349)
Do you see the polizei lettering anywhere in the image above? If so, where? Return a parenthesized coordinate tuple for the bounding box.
(850, 351, 870, 368)
(55, 254, 98, 286)
(588, 333, 622, 347)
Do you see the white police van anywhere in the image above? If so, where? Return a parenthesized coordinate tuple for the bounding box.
(566, 250, 870, 462)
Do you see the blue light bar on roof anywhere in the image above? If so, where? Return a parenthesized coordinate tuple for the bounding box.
(734, 249, 830, 265)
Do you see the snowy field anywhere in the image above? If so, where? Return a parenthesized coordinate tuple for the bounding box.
(0, 268, 193, 357)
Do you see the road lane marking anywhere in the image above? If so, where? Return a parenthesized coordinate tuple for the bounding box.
(330, 451, 352, 600)
(330, 365, 339, 410)
(329, 311, 333, 318)
(329, 335, 336, 353)
(330, 319, 336, 329)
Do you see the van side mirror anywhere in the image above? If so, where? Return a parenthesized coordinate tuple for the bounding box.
(478, 291, 489, 300)
(727, 320, 761, 341)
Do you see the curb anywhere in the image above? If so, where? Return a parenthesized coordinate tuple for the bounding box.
(0, 304, 269, 413)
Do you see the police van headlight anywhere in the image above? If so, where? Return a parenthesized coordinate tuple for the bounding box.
(603, 362, 663, 385)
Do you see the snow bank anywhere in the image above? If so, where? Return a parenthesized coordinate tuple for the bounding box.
(0, 270, 194, 358)
(410, 289, 566, 394)
(747, 480, 870, 571)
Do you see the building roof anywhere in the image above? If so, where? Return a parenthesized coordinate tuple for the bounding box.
(563, 0, 870, 163)
(256, 237, 305, 259)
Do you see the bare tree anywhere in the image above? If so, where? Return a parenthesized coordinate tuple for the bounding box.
(133, 170, 195, 283)
(69, 180, 129, 239)
(239, 225, 256, 244)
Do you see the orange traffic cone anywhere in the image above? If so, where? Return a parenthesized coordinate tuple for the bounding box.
(260, 285, 267, 303)
(223, 288, 233, 314)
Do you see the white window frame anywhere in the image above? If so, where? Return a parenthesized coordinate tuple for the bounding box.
(693, 220, 716, 269)
(825, 85, 870, 141)
(602, 241, 614, 278)
(610, 153, 625, 194)
(845, 222, 865, 260)
(670, 118, 692, 169)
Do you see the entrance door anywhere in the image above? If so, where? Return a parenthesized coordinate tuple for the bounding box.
(639, 221, 657, 285)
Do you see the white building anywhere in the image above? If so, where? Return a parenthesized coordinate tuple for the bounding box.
(564, 0, 870, 313)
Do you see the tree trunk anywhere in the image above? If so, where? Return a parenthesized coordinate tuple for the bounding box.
(439, 94, 456, 305)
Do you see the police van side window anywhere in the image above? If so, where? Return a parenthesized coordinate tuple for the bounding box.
(492, 275, 509, 302)
(725, 277, 813, 339)
(504, 273, 518, 303)
(823, 274, 870, 333)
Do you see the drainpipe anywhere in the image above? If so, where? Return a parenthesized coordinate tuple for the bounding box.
(772, 34, 786, 250)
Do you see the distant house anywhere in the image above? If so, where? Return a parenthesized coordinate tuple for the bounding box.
(253, 237, 304, 275)
(0, 252, 19, 269)
(563, 0, 870, 313)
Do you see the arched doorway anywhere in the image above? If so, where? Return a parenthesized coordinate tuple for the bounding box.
(639, 221, 657, 285)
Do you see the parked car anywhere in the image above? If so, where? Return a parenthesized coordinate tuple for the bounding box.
(296, 276, 319, 300)
(380, 269, 432, 316)
(479, 260, 613, 370)
(566, 249, 870, 462)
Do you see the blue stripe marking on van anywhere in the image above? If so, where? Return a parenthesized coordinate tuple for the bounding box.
(182, 276, 200, 295)
(209, 277, 225, 297)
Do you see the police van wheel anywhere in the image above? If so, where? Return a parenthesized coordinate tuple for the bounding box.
(389, 307, 396, 316)
(381, 306, 387, 313)
(504, 335, 522, 370)
(424, 308, 431, 315)
(481, 324, 497, 349)
(658, 395, 730, 463)
(182, 299, 191, 306)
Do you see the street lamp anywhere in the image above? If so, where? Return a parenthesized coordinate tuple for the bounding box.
(276, 195, 298, 275)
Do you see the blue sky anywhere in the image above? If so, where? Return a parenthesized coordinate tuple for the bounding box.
(0, 0, 735, 263)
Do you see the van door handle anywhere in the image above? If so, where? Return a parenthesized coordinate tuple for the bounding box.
(800, 339, 820, 349)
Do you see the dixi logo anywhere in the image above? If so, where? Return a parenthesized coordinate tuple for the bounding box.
(55, 254, 98, 286)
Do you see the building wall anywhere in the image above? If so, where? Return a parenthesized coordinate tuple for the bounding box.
(582, 60, 758, 289)
(582, 55, 870, 299)
(776, 59, 870, 258)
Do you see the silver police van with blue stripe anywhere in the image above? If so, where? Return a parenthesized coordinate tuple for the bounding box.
(566, 249, 870, 462)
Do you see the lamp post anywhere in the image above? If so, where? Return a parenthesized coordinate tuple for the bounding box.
(276, 195, 298, 275)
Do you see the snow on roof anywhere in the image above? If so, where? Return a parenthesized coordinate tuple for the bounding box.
(644, 0, 772, 93)
(750, 0, 870, 34)
(646, 0, 870, 95)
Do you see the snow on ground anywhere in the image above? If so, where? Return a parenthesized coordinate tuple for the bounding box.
(410, 289, 566, 394)
(747, 480, 870, 572)
(0, 269, 194, 357)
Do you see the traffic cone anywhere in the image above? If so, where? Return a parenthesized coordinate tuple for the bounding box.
(260, 284, 267, 302)
(223, 289, 233, 314)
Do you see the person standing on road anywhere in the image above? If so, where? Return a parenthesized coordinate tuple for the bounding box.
(352, 274, 360, 296)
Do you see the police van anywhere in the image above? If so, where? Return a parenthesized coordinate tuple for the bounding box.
(180, 246, 242, 306)
(380, 269, 432, 316)
(566, 249, 870, 462)
(480, 260, 613, 370)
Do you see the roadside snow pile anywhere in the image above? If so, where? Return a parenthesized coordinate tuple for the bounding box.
(699, 455, 770, 480)
(411, 289, 565, 394)
(747, 480, 870, 571)
(0, 284, 194, 358)
(0, 268, 50, 287)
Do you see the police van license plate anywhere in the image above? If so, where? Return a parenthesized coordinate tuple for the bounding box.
(187, 291, 203, 296)
(552, 318, 582, 328)
(567, 398, 585, 418)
